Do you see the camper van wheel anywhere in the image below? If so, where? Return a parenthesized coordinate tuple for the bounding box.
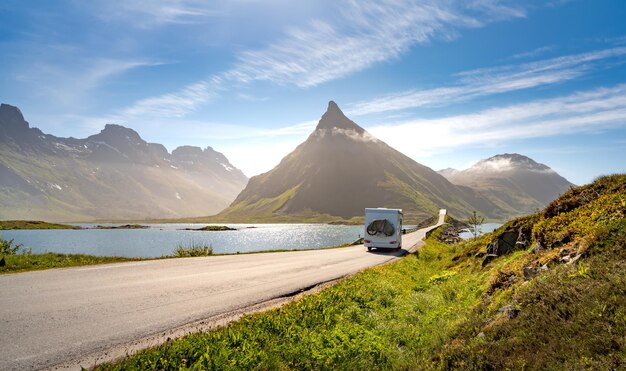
(367, 246, 372, 251)
(396, 246, 402, 251)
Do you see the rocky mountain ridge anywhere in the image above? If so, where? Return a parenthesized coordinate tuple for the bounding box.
(0, 103, 247, 221)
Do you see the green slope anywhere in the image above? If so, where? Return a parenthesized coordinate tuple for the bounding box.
(100, 174, 626, 370)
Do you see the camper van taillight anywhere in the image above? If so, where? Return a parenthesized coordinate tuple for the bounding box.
(364, 240, 371, 243)
(390, 241, 397, 244)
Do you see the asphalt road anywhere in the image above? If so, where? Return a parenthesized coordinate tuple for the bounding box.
(0, 210, 445, 370)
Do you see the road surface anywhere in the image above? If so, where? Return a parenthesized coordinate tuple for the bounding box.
(0, 210, 445, 370)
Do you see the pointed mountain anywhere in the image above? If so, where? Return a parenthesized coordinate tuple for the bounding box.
(439, 153, 575, 215)
(0, 103, 247, 221)
(218, 101, 505, 222)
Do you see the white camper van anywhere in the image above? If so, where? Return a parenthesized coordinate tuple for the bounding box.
(364, 208, 403, 251)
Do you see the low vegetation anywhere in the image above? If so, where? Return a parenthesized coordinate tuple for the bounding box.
(0, 234, 138, 274)
(0, 220, 81, 229)
(172, 242, 214, 257)
(99, 174, 625, 370)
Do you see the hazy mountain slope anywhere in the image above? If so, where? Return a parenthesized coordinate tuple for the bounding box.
(0, 103, 247, 221)
(219, 101, 505, 222)
(439, 154, 574, 216)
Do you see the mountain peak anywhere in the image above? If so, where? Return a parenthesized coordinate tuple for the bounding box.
(101, 124, 141, 139)
(475, 153, 550, 172)
(0, 103, 29, 132)
(88, 124, 143, 145)
(315, 100, 365, 134)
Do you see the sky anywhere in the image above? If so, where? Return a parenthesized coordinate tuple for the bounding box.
(1, 0, 625, 185)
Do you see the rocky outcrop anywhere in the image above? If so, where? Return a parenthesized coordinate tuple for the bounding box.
(486, 231, 518, 256)
(481, 215, 537, 266)
(437, 225, 463, 244)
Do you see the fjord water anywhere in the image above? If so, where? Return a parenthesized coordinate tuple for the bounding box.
(2, 224, 373, 258)
(459, 223, 502, 239)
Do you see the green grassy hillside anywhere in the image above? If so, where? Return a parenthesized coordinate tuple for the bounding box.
(99, 174, 625, 370)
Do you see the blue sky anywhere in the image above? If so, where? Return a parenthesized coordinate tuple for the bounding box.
(1, 0, 625, 184)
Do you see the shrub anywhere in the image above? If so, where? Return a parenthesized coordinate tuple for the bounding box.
(0, 234, 25, 256)
(172, 242, 214, 257)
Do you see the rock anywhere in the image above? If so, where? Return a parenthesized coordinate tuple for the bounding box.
(523, 265, 548, 280)
(563, 254, 582, 265)
(498, 304, 520, 319)
(482, 254, 499, 267)
(475, 251, 486, 258)
(531, 242, 546, 254)
(559, 248, 569, 257)
(436, 225, 463, 244)
(477, 332, 485, 339)
(486, 231, 518, 256)
(515, 228, 529, 249)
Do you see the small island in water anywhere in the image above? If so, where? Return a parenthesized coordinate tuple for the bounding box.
(182, 225, 237, 231)
(94, 224, 150, 230)
(0, 220, 82, 230)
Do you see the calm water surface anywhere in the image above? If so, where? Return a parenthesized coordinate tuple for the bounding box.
(459, 223, 502, 239)
(3, 223, 378, 258)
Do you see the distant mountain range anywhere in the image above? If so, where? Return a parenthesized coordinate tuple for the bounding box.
(438, 154, 574, 216)
(1, 102, 574, 223)
(0, 103, 247, 221)
(217, 101, 507, 222)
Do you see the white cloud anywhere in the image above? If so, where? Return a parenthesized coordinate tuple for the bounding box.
(368, 84, 626, 159)
(348, 46, 626, 115)
(471, 157, 514, 172)
(119, 77, 224, 118)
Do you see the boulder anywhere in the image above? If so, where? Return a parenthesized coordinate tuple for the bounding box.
(486, 231, 518, 256)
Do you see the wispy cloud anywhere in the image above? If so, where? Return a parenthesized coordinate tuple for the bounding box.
(510, 45, 554, 60)
(15, 58, 161, 107)
(117, 0, 526, 118)
(347, 46, 626, 115)
(228, 0, 523, 88)
(368, 84, 626, 158)
(94, 0, 222, 27)
(119, 76, 224, 118)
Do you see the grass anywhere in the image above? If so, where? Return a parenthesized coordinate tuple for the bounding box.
(0, 220, 81, 229)
(98, 174, 626, 370)
(0, 252, 139, 274)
